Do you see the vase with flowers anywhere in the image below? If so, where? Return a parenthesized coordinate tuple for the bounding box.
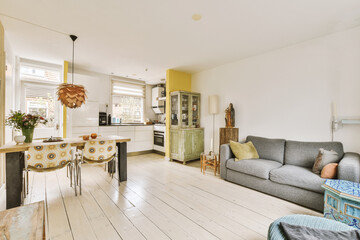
(6, 111, 48, 143)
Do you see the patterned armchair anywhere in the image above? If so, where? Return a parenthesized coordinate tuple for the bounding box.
(26, 143, 77, 196)
(76, 140, 117, 195)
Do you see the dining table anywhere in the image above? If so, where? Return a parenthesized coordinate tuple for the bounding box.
(0, 135, 130, 209)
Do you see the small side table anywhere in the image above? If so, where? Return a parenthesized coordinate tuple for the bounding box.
(200, 152, 219, 176)
(219, 128, 239, 155)
(322, 179, 360, 229)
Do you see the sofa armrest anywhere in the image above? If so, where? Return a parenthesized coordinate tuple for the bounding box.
(338, 152, 360, 183)
(220, 144, 234, 179)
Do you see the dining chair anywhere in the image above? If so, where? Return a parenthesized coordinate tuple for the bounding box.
(25, 143, 77, 198)
(76, 140, 117, 195)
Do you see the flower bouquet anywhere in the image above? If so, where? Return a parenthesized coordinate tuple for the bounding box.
(6, 111, 48, 143)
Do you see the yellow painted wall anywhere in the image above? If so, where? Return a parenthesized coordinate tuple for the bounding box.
(62, 61, 68, 138)
(165, 69, 191, 157)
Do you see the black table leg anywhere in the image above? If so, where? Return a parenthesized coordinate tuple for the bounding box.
(6, 151, 24, 209)
(117, 142, 127, 182)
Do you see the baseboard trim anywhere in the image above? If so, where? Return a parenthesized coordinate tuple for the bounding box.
(128, 150, 165, 157)
(152, 150, 165, 156)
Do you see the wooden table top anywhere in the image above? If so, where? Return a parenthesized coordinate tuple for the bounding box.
(0, 201, 45, 239)
(0, 135, 131, 154)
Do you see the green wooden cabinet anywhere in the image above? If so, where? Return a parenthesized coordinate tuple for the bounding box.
(170, 128, 204, 164)
(170, 91, 201, 128)
(169, 90, 204, 164)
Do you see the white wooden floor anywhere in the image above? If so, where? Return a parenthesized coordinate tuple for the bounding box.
(24, 153, 321, 240)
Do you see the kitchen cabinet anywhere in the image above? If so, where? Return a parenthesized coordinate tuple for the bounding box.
(72, 125, 154, 154)
(72, 127, 99, 138)
(117, 126, 135, 152)
(99, 126, 117, 136)
(133, 126, 153, 152)
(117, 125, 153, 153)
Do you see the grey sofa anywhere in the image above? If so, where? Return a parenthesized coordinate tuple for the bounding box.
(220, 136, 360, 212)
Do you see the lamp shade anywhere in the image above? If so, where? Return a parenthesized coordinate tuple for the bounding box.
(208, 95, 219, 114)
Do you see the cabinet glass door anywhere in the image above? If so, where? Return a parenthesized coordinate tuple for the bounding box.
(191, 95, 200, 128)
(180, 94, 189, 127)
(171, 94, 179, 126)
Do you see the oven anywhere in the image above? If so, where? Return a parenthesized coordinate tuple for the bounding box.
(154, 130, 164, 147)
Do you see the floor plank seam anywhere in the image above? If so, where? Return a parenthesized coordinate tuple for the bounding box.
(126, 176, 221, 240)
(55, 171, 75, 240)
(89, 167, 172, 240)
(85, 170, 148, 240)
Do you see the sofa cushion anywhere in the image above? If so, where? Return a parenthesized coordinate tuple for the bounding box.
(230, 141, 259, 161)
(226, 158, 282, 180)
(321, 163, 338, 179)
(284, 141, 344, 168)
(246, 136, 286, 164)
(270, 165, 326, 193)
(312, 148, 340, 174)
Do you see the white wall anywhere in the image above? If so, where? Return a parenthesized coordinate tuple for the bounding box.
(4, 37, 15, 143)
(67, 69, 156, 135)
(145, 84, 157, 121)
(192, 26, 360, 153)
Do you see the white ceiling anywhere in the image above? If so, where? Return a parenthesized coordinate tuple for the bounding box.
(1, 0, 360, 83)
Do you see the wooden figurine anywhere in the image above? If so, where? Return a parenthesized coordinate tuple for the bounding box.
(225, 103, 235, 128)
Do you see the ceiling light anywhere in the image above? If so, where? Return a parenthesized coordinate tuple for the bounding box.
(192, 14, 202, 21)
(57, 35, 87, 108)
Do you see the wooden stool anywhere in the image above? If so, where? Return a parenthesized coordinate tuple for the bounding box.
(200, 152, 219, 176)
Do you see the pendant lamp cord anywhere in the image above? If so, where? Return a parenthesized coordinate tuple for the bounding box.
(72, 39, 74, 84)
(69, 35, 78, 85)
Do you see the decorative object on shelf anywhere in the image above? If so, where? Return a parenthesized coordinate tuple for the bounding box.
(14, 135, 26, 145)
(57, 35, 87, 108)
(200, 152, 219, 176)
(6, 111, 47, 143)
(225, 103, 235, 128)
(91, 133, 98, 139)
(322, 179, 360, 229)
(208, 95, 219, 152)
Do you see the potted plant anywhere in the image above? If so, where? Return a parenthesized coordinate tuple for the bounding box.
(6, 111, 48, 143)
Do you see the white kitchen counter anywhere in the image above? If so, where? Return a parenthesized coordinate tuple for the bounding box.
(72, 125, 154, 153)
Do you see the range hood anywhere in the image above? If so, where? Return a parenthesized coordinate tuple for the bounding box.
(152, 86, 165, 114)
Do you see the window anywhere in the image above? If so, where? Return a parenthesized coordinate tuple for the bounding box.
(24, 84, 57, 128)
(20, 65, 61, 83)
(20, 59, 62, 132)
(111, 79, 145, 123)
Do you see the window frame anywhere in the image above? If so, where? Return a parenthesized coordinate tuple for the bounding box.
(110, 77, 146, 123)
(19, 58, 62, 84)
(19, 58, 63, 133)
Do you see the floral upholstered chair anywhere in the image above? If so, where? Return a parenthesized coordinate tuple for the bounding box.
(26, 143, 77, 196)
(76, 140, 117, 195)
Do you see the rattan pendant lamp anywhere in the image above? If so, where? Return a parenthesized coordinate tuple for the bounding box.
(57, 35, 87, 108)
